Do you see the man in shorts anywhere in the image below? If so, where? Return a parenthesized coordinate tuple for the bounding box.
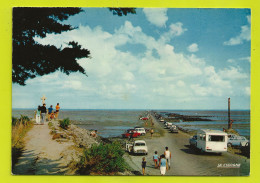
(150, 128, 154, 138)
(164, 146, 172, 169)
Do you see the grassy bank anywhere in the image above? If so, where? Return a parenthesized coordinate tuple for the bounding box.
(12, 115, 34, 169)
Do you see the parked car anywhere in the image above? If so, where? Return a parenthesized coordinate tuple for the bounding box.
(126, 140, 148, 155)
(165, 122, 173, 129)
(140, 117, 149, 120)
(240, 142, 250, 158)
(189, 135, 198, 147)
(122, 129, 141, 138)
(134, 127, 146, 135)
(170, 125, 178, 133)
(227, 135, 249, 147)
(159, 119, 165, 122)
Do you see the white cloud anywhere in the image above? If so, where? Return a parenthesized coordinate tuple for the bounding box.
(227, 59, 235, 63)
(224, 15, 251, 46)
(143, 8, 168, 27)
(29, 20, 249, 108)
(159, 22, 187, 43)
(245, 87, 250, 96)
(239, 57, 251, 63)
(187, 43, 199, 52)
(219, 67, 248, 80)
(63, 80, 82, 90)
(177, 80, 186, 87)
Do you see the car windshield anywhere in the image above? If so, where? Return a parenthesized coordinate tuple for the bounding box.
(135, 143, 145, 146)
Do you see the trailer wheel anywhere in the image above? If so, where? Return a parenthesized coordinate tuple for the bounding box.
(200, 148, 204, 154)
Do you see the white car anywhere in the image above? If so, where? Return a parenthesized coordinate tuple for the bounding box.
(126, 140, 148, 155)
(170, 125, 178, 133)
(165, 122, 173, 129)
(227, 134, 249, 147)
(134, 127, 146, 135)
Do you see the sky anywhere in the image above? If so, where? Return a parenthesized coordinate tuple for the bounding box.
(12, 8, 251, 110)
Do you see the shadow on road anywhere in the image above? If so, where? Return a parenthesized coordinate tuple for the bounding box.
(180, 145, 222, 156)
(12, 149, 68, 175)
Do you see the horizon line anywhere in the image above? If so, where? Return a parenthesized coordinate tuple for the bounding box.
(12, 108, 250, 111)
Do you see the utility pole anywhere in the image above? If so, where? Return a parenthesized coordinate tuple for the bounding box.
(228, 97, 232, 129)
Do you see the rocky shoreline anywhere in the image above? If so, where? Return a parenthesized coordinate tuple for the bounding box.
(48, 120, 136, 175)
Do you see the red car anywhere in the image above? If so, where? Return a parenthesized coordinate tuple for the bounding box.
(140, 117, 149, 120)
(122, 129, 141, 138)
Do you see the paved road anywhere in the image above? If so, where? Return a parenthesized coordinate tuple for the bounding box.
(124, 114, 250, 176)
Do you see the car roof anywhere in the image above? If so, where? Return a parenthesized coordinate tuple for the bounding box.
(134, 140, 146, 143)
(198, 129, 227, 135)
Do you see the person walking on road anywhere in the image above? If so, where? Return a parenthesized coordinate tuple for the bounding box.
(142, 157, 146, 175)
(153, 151, 159, 168)
(159, 154, 168, 175)
(164, 147, 172, 169)
(150, 128, 154, 138)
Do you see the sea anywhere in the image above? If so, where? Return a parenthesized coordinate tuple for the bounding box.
(12, 109, 250, 139)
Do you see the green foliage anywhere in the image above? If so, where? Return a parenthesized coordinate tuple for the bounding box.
(12, 115, 31, 126)
(19, 115, 30, 124)
(12, 117, 18, 126)
(109, 8, 136, 16)
(12, 7, 136, 85)
(12, 7, 90, 85)
(48, 122, 53, 127)
(59, 118, 70, 129)
(12, 115, 34, 169)
(77, 141, 127, 174)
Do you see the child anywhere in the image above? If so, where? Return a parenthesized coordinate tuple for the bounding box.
(153, 151, 159, 168)
(142, 157, 146, 175)
(50, 112, 55, 120)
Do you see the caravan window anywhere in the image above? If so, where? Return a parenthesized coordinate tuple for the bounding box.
(208, 135, 225, 142)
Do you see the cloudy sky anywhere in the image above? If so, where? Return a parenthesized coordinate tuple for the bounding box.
(12, 8, 251, 110)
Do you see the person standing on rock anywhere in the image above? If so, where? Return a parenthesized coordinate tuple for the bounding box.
(55, 103, 60, 119)
(164, 147, 172, 169)
(40, 103, 47, 124)
(142, 157, 146, 175)
(159, 154, 168, 175)
(48, 105, 54, 121)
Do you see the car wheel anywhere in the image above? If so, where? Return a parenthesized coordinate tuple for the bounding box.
(227, 143, 232, 147)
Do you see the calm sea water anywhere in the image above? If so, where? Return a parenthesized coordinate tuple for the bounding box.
(12, 109, 250, 138)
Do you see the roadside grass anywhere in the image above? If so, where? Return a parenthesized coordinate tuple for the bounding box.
(76, 141, 127, 175)
(59, 118, 70, 130)
(12, 115, 34, 168)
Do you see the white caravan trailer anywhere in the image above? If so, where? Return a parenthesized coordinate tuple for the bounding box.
(196, 129, 228, 153)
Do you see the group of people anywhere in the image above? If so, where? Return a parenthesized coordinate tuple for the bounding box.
(142, 147, 171, 175)
(35, 103, 60, 124)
